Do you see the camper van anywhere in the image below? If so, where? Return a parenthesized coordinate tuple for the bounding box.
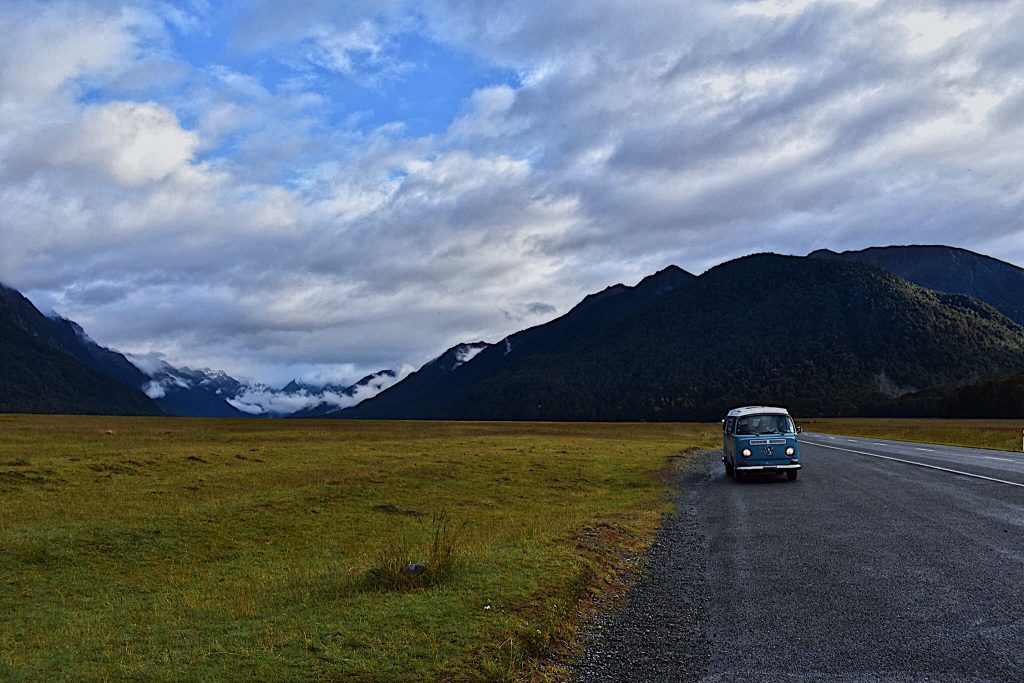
(722, 406, 801, 482)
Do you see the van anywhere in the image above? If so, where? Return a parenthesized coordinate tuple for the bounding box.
(722, 406, 801, 482)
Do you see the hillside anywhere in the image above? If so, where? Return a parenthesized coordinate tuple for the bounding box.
(287, 369, 400, 418)
(342, 254, 1024, 421)
(866, 372, 1024, 418)
(810, 245, 1024, 326)
(0, 282, 397, 418)
(0, 285, 160, 415)
(139, 364, 247, 418)
(340, 265, 695, 419)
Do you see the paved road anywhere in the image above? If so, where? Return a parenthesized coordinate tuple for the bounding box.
(803, 432, 1024, 487)
(576, 436, 1024, 682)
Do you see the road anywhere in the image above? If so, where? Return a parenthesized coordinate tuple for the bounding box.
(575, 435, 1024, 682)
(802, 432, 1024, 487)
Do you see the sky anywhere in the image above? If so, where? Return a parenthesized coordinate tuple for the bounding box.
(1, 0, 1023, 387)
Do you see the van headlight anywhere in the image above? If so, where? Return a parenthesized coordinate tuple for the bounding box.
(742, 448, 751, 457)
(786, 447, 795, 456)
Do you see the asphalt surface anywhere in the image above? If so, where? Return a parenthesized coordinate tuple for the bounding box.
(802, 432, 1024, 486)
(575, 436, 1024, 682)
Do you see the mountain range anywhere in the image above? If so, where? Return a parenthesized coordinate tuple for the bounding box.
(339, 248, 1024, 421)
(3, 244, 1024, 419)
(0, 284, 160, 415)
(809, 246, 1024, 326)
(0, 286, 400, 417)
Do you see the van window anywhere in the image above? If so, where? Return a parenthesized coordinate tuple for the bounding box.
(735, 414, 794, 435)
(725, 417, 736, 434)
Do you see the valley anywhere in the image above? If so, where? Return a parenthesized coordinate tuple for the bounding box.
(0, 415, 717, 681)
(6, 245, 1024, 423)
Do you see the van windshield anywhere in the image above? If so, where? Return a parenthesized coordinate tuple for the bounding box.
(735, 414, 794, 435)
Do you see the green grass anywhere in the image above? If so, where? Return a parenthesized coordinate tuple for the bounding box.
(0, 415, 717, 682)
(801, 417, 1024, 453)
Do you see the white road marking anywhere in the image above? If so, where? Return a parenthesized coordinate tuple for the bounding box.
(802, 440, 1024, 489)
(984, 456, 1016, 463)
(916, 447, 935, 452)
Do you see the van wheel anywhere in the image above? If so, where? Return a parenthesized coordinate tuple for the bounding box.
(725, 460, 734, 477)
(786, 470, 798, 481)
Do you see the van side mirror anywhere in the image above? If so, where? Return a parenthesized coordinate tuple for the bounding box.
(796, 426, 803, 434)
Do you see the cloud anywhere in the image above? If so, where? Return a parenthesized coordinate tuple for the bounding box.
(323, 366, 410, 407)
(501, 302, 557, 322)
(1, 0, 1022, 387)
(68, 101, 197, 186)
(126, 352, 168, 378)
(230, 0, 409, 85)
(453, 343, 487, 367)
(227, 388, 320, 415)
(226, 364, 411, 414)
(142, 380, 166, 399)
(0, 2, 136, 105)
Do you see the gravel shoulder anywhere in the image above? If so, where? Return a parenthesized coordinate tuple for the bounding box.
(571, 452, 713, 682)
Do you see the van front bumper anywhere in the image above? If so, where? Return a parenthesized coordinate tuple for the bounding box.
(735, 464, 801, 471)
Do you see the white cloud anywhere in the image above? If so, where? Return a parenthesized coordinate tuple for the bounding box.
(226, 364, 411, 414)
(127, 352, 168, 377)
(1, 0, 1023, 388)
(898, 9, 981, 56)
(142, 380, 166, 399)
(68, 101, 197, 186)
(0, 3, 135, 105)
(227, 388, 319, 415)
(453, 343, 487, 367)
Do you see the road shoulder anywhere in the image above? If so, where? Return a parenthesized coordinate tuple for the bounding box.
(571, 452, 713, 682)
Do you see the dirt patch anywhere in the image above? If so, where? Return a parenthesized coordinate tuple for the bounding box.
(373, 503, 426, 516)
(0, 469, 57, 486)
(88, 463, 138, 475)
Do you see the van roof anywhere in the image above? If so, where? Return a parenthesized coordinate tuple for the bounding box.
(726, 406, 791, 418)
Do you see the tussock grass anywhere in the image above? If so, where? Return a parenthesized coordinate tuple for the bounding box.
(0, 415, 716, 681)
(368, 511, 466, 590)
(802, 417, 1024, 452)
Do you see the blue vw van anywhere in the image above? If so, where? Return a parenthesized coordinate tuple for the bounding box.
(722, 406, 801, 482)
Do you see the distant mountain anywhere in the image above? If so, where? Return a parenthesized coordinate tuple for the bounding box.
(810, 245, 1024, 326)
(0, 282, 250, 417)
(46, 316, 152, 389)
(132, 361, 247, 418)
(281, 379, 317, 394)
(131, 361, 402, 418)
(287, 369, 400, 418)
(340, 255, 1024, 421)
(1, 283, 406, 418)
(339, 265, 698, 419)
(329, 344, 490, 419)
(9, 245, 1024, 420)
(0, 284, 160, 416)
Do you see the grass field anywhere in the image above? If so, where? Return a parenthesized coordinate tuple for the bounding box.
(0, 415, 717, 682)
(801, 418, 1024, 453)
